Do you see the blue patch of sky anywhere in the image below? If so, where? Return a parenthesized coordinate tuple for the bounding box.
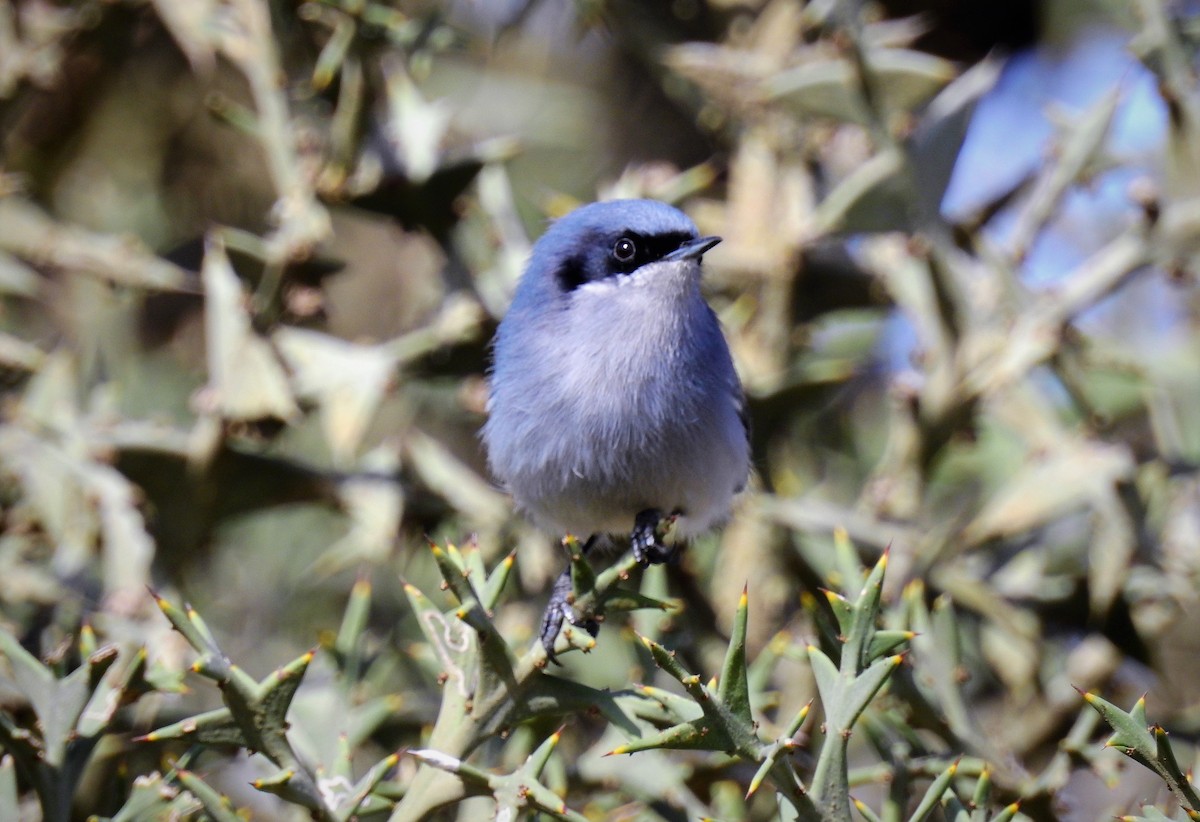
(873, 25, 1182, 374)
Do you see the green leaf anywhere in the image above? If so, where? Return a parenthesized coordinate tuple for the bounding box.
(429, 542, 478, 606)
(251, 768, 313, 807)
(511, 677, 646, 738)
(813, 148, 911, 235)
(906, 759, 958, 822)
(807, 644, 843, 719)
(989, 802, 1021, 822)
(347, 694, 405, 748)
(139, 706, 248, 747)
(273, 328, 398, 464)
(202, 235, 298, 422)
(853, 797, 884, 822)
(331, 575, 372, 669)
(636, 635, 762, 756)
(331, 750, 401, 821)
(0, 627, 54, 706)
(462, 599, 519, 706)
(566, 536, 596, 599)
(608, 718, 727, 754)
(717, 586, 752, 723)
(832, 527, 867, 599)
(316, 448, 405, 571)
(765, 49, 954, 124)
(809, 546, 899, 821)
(152, 593, 220, 658)
(461, 540, 489, 585)
(77, 647, 147, 738)
(970, 765, 992, 811)
(823, 590, 855, 638)
(868, 630, 915, 660)
(481, 550, 517, 612)
(747, 705, 809, 802)
(639, 634, 694, 684)
(0, 632, 121, 767)
(311, 15, 356, 91)
(0, 197, 192, 290)
(404, 431, 509, 527)
(411, 549, 519, 710)
(600, 587, 674, 614)
(1005, 89, 1121, 263)
(912, 56, 1003, 222)
(141, 598, 327, 812)
(256, 651, 316, 742)
(105, 771, 196, 821)
(748, 629, 794, 697)
(524, 729, 562, 778)
(839, 654, 903, 732)
(1080, 691, 1156, 760)
(174, 768, 243, 822)
(941, 790, 971, 822)
(409, 743, 590, 822)
(619, 684, 703, 727)
(843, 550, 888, 674)
(962, 441, 1134, 547)
(1152, 725, 1200, 811)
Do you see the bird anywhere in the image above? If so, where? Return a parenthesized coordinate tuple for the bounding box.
(481, 199, 749, 660)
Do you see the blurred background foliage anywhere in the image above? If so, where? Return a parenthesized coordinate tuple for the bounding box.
(1, 0, 1200, 819)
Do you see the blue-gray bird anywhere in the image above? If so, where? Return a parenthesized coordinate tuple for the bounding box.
(482, 199, 749, 659)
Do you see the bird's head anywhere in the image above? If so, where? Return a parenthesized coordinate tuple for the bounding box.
(510, 199, 721, 311)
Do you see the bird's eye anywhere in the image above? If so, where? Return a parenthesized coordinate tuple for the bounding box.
(612, 237, 637, 264)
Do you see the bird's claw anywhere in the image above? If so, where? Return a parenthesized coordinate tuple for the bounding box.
(539, 568, 599, 665)
(541, 515, 678, 663)
(632, 509, 676, 565)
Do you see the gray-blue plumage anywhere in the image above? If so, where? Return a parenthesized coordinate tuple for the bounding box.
(483, 199, 749, 544)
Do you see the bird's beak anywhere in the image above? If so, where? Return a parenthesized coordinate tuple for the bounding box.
(665, 235, 722, 262)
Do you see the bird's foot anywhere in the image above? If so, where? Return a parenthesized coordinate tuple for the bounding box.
(632, 508, 678, 565)
(539, 567, 600, 666)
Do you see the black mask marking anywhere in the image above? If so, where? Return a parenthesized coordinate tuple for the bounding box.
(556, 254, 588, 292)
(554, 230, 697, 293)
